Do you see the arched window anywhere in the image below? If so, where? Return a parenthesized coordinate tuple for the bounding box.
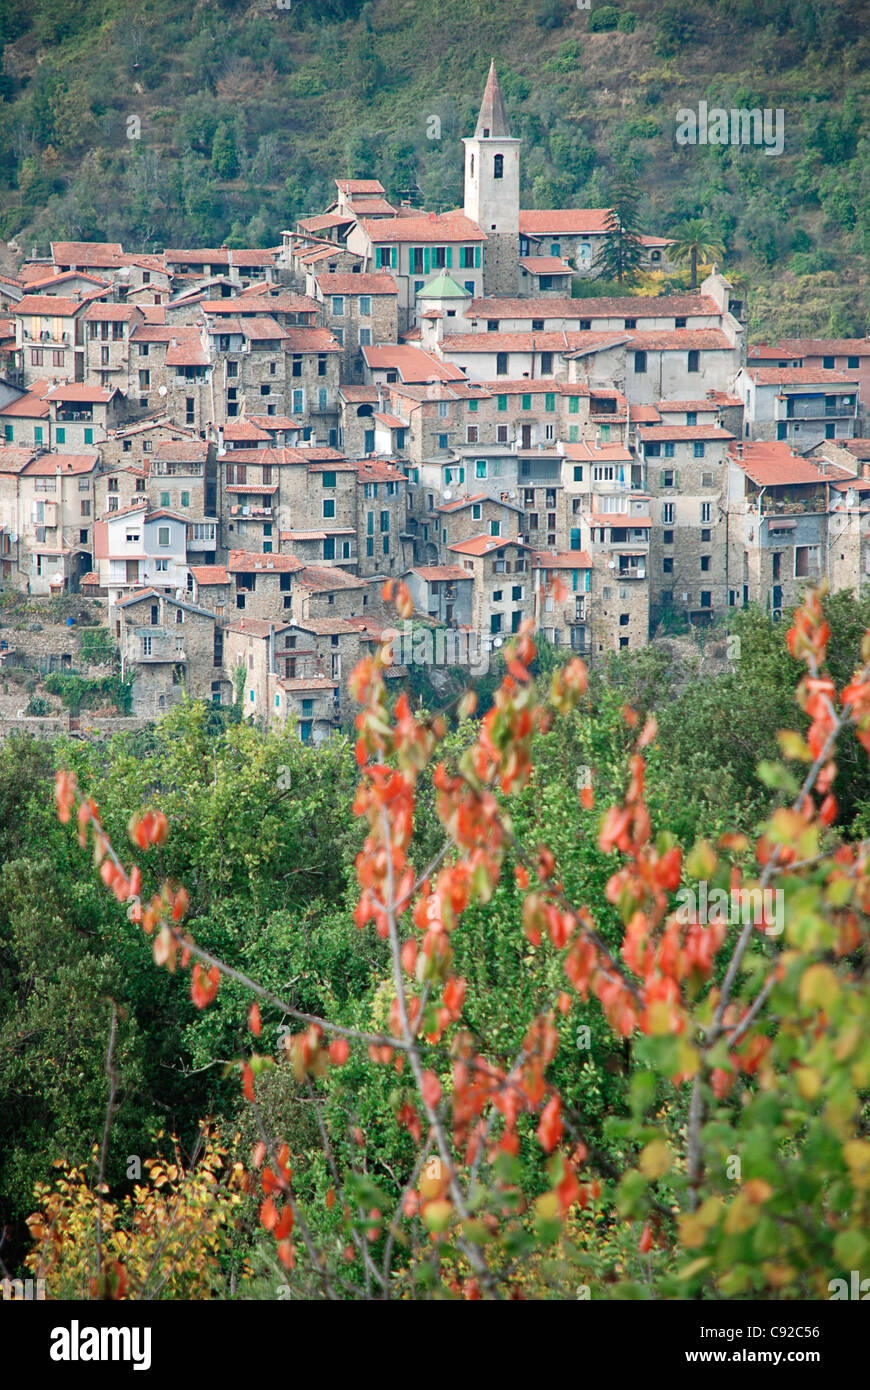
(493, 154, 503, 180)
(176, 608, 184, 623)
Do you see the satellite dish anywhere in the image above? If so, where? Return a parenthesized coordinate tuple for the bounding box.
(158, 385, 168, 397)
(443, 489, 452, 500)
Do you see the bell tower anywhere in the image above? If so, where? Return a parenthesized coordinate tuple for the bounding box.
(463, 61, 520, 298)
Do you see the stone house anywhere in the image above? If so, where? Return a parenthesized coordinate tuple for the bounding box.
(447, 534, 533, 642)
(117, 587, 221, 717)
(735, 366, 859, 448)
(310, 272, 399, 383)
(635, 423, 735, 625)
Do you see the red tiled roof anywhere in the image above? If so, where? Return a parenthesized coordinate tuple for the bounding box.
(409, 565, 473, 582)
(51, 241, 124, 266)
(282, 327, 342, 352)
(361, 210, 486, 243)
(362, 345, 465, 381)
(190, 565, 229, 585)
(335, 178, 386, 194)
(655, 399, 721, 413)
(24, 452, 99, 475)
(83, 303, 142, 321)
(519, 209, 612, 235)
(627, 330, 733, 350)
(745, 367, 857, 385)
(730, 441, 828, 486)
(563, 442, 632, 462)
(636, 425, 734, 440)
(532, 550, 593, 569)
(228, 550, 302, 573)
(0, 383, 51, 418)
(315, 272, 398, 295)
(448, 534, 529, 556)
(749, 339, 870, 359)
(45, 384, 115, 402)
(518, 256, 572, 273)
(16, 295, 88, 316)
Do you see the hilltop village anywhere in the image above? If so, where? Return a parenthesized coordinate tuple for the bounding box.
(0, 63, 868, 736)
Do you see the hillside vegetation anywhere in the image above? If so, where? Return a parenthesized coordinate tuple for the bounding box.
(0, 0, 869, 336)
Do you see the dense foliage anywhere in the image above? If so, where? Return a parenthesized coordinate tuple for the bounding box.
(0, 0, 868, 334)
(3, 591, 870, 1298)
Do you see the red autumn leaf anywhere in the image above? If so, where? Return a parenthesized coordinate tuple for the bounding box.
(639, 1222, 653, 1254)
(248, 1003, 262, 1037)
(421, 1070, 442, 1109)
(329, 1037, 350, 1066)
(536, 1095, 563, 1154)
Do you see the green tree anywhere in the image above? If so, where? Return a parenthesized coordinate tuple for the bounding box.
(667, 217, 725, 288)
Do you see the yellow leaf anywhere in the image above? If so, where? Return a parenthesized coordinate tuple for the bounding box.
(639, 1140, 673, 1180)
(799, 963, 840, 1011)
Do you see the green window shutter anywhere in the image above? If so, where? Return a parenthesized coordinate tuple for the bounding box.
(569, 396, 579, 414)
(545, 393, 555, 412)
(391, 246, 397, 269)
(424, 248, 431, 274)
(569, 425, 578, 442)
(498, 395, 507, 411)
(445, 247, 452, 268)
(522, 394, 531, 411)
(474, 245, 481, 268)
(459, 467, 465, 484)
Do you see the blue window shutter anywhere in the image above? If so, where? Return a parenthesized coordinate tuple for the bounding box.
(474, 246, 481, 268)
(570, 528, 581, 550)
(424, 247, 430, 274)
(446, 247, 452, 268)
(391, 246, 397, 269)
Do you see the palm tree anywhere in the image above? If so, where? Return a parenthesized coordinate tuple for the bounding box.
(668, 218, 725, 289)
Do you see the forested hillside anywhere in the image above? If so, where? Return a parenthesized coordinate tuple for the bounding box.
(0, 0, 869, 336)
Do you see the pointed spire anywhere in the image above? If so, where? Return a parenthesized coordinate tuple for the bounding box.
(475, 60, 511, 139)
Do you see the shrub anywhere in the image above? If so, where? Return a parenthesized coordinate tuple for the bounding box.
(588, 5, 620, 31)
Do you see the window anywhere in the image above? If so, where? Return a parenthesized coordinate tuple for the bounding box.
(663, 529, 674, 544)
(81, 500, 91, 517)
(56, 427, 65, 444)
(700, 591, 712, 608)
(493, 153, 503, 178)
(34, 426, 43, 445)
(541, 354, 553, 375)
(380, 510, 389, 532)
(317, 354, 327, 377)
(661, 470, 675, 488)
(847, 355, 859, 369)
(331, 296, 344, 316)
(160, 491, 170, 508)
(634, 351, 647, 373)
(154, 559, 168, 572)
(545, 392, 555, 412)
(467, 425, 479, 443)
(323, 498, 336, 518)
(645, 442, 661, 458)
(359, 296, 371, 317)
(701, 555, 711, 572)
(686, 411, 697, 425)
(139, 370, 150, 389)
(619, 613, 629, 626)
(358, 327, 371, 346)
(693, 442, 706, 459)
(84, 428, 93, 445)
(662, 502, 674, 524)
(687, 349, 700, 373)
(663, 556, 674, 573)
(496, 352, 508, 376)
(475, 459, 487, 479)
(823, 356, 835, 369)
(700, 501, 711, 523)
(158, 526, 171, 547)
(701, 528, 711, 542)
